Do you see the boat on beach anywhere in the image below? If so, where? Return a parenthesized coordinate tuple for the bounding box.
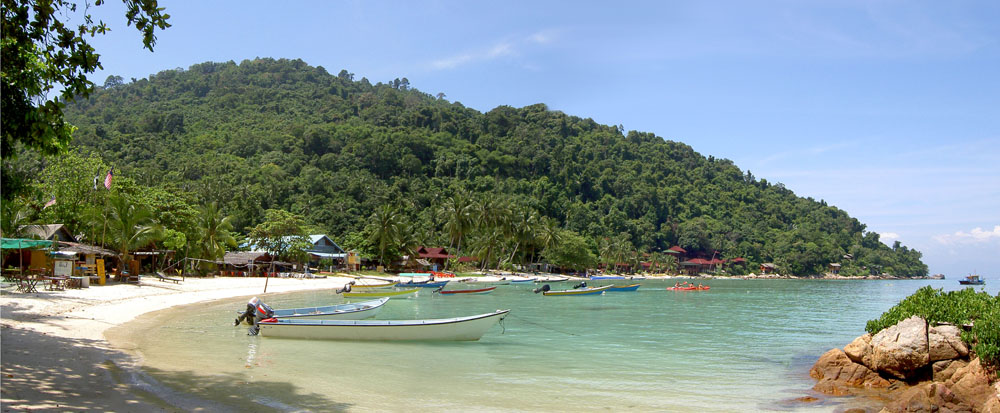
(255, 310, 510, 341)
(606, 284, 641, 292)
(958, 275, 985, 285)
(436, 286, 497, 295)
(541, 285, 613, 296)
(343, 288, 419, 298)
(399, 280, 450, 288)
(238, 297, 389, 323)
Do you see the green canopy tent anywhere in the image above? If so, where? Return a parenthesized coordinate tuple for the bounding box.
(1, 238, 56, 277)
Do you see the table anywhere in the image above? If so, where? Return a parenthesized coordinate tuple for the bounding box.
(16, 275, 40, 293)
(44, 276, 69, 291)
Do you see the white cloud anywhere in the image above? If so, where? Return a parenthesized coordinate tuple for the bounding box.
(429, 31, 558, 71)
(880, 232, 900, 241)
(933, 225, 1000, 245)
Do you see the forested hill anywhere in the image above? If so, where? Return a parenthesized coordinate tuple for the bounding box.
(61, 58, 926, 276)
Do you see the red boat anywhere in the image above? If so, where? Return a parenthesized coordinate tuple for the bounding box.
(437, 286, 497, 295)
(666, 286, 711, 291)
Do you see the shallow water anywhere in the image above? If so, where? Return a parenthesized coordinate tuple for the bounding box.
(113, 279, 996, 412)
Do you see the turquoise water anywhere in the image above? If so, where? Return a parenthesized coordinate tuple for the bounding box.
(119, 279, 997, 412)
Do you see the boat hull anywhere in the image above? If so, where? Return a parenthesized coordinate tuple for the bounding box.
(666, 286, 711, 291)
(439, 286, 497, 295)
(258, 310, 510, 341)
(606, 284, 641, 292)
(399, 281, 450, 288)
(343, 288, 419, 298)
(245, 298, 389, 322)
(543, 285, 613, 296)
(958, 281, 985, 285)
(351, 281, 398, 288)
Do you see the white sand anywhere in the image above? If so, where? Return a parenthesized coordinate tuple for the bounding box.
(1, 275, 352, 411)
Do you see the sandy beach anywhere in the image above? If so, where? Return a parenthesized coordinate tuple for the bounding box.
(1, 275, 352, 411)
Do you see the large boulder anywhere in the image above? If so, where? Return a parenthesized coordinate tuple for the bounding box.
(845, 333, 876, 368)
(811, 348, 892, 396)
(871, 316, 929, 379)
(945, 358, 996, 410)
(928, 324, 969, 362)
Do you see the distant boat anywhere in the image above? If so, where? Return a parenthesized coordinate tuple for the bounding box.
(351, 281, 398, 288)
(591, 276, 625, 280)
(542, 285, 613, 296)
(437, 286, 497, 295)
(606, 284, 641, 292)
(239, 297, 388, 323)
(958, 275, 985, 285)
(255, 310, 510, 341)
(343, 288, 419, 298)
(399, 280, 450, 288)
(667, 286, 711, 291)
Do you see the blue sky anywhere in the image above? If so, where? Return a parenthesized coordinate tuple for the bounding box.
(83, 1, 998, 277)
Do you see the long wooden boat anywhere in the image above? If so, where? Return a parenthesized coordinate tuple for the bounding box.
(343, 288, 419, 298)
(256, 310, 510, 341)
(351, 281, 398, 289)
(399, 280, 450, 288)
(240, 298, 388, 323)
(542, 285, 613, 296)
(958, 275, 985, 285)
(666, 286, 711, 291)
(437, 286, 497, 295)
(606, 284, 641, 292)
(590, 276, 625, 280)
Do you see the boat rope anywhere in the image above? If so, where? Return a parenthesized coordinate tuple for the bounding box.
(507, 313, 579, 336)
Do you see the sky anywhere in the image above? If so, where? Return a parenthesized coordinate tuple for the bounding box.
(81, 0, 998, 278)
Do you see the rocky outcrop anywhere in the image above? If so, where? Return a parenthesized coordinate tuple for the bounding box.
(871, 315, 929, 379)
(811, 348, 892, 396)
(811, 316, 998, 413)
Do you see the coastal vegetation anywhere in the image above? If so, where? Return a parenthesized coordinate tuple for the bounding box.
(866, 286, 1000, 373)
(6, 58, 927, 276)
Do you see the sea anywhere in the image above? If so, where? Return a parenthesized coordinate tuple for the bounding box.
(107, 278, 998, 412)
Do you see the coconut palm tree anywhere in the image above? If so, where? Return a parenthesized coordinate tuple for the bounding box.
(0, 199, 32, 238)
(367, 204, 401, 268)
(104, 194, 161, 277)
(198, 201, 236, 263)
(438, 191, 473, 267)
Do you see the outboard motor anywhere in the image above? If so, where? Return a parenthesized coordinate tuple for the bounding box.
(573, 281, 587, 289)
(236, 297, 274, 336)
(533, 284, 551, 294)
(335, 281, 354, 294)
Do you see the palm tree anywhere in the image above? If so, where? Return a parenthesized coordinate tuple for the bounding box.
(367, 204, 401, 268)
(0, 199, 31, 238)
(198, 201, 236, 263)
(438, 191, 473, 267)
(105, 194, 161, 277)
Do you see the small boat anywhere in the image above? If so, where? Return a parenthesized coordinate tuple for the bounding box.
(958, 275, 985, 285)
(343, 288, 419, 298)
(399, 280, 450, 288)
(508, 278, 535, 284)
(351, 281, 398, 288)
(255, 310, 510, 341)
(590, 276, 625, 280)
(542, 285, 613, 296)
(666, 286, 711, 291)
(437, 286, 497, 295)
(238, 297, 388, 323)
(606, 284, 641, 292)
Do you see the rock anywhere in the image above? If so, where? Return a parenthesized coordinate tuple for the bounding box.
(811, 348, 892, 395)
(845, 333, 876, 368)
(946, 358, 995, 410)
(928, 324, 969, 362)
(871, 315, 929, 379)
(880, 382, 970, 413)
(932, 359, 969, 383)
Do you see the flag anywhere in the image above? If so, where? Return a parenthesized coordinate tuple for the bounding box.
(104, 167, 114, 189)
(43, 196, 56, 209)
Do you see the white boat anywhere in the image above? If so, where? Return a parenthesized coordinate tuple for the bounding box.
(240, 297, 389, 323)
(256, 310, 510, 341)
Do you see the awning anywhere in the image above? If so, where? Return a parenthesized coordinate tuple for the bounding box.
(308, 252, 347, 259)
(1, 238, 55, 250)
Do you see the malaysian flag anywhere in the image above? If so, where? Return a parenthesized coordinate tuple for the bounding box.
(43, 196, 56, 209)
(104, 167, 114, 189)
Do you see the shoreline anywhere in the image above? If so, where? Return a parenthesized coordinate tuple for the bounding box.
(1, 275, 353, 411)
(1, 273, 951, 410)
